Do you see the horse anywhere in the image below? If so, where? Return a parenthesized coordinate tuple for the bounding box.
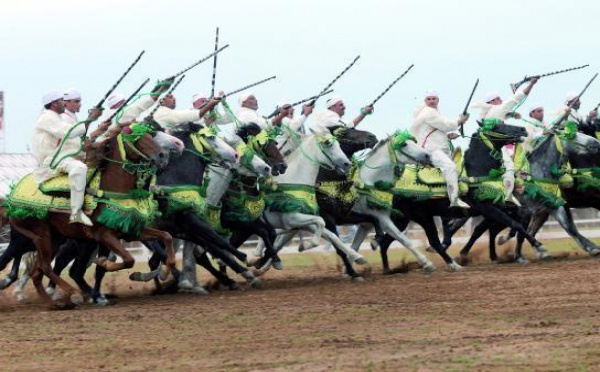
(369, 121, 551, 273)
(255, 130, 373, 274)
(455, 130, 600, 264)
(4, 122, 184, 309)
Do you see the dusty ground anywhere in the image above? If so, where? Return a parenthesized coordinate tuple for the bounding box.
(1, 241, 600, 372)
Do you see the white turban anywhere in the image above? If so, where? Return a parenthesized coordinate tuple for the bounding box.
(106, 93, 125, 108)
(325, 95, 343, 108)
(63, 88, 81, 101)
(565, 92, 578, 104)
(277, 100, 291, 109)
(484, 92, 501, 103)
(528, 102, 543, 113)
(424, 90, 439, 98)
(192, 93, 207, 104)
(42, 91, 63, 106)
(239, 92, 255, 105)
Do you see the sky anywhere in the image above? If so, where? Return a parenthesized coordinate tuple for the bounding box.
(1, 0, 600, 153)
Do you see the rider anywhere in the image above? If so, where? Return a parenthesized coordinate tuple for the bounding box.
(61, 88, 82, 124)
(153, 93, 221, 130)
(410, 90, 470, 209)
(473, 77, 538, 206)
(32, 91, 102, 226)
(522, 103, 550, 152)
(312, 95, 373, 134)
(236, 92, 291, 132)
(555, 93, 598, 136)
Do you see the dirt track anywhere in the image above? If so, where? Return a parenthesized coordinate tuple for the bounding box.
(2, 244, 600, 371)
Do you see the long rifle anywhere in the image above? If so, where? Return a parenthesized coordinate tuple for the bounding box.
(510, 64, 589, 93)
(95, 50, 145, 108)
(160, 45, 229, 82)
(368, 64, 414, 107)
(222, 76, 277, 98)
(146, 75, 187, 120)
(551, 73, 598, 129)
(267, 89, 334, 118)
(460, 78, 480, 137)
(307, 55, 360, 107)
(210, 27, 220, 98)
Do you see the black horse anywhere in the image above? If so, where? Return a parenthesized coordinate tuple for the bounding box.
(375, 121, 549, 273)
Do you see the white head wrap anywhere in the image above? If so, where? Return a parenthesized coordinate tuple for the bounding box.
(484, 92, 501, 103)
(239, 92, 255, 105)
(528, 102, 543, 113)
(63, 88, 81, 101)
(565, 92, 578, 104)
(192, 93, 207, 104)
(277, 100, 291, 109)
(106, 93, 125, 108)
(424, 90, 438, 98)
(42, 91, 63, 106)
(325, 95, 343, 108)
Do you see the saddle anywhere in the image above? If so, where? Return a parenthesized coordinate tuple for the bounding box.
(393, 149, 466, 200)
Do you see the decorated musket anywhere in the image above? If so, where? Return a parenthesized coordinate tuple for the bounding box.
(367, 64, 414, 107)
(158, 45, 229, 84)
(210, 27, 220, 98)
(307, 55, 361, 107)
(94, 50, 145, 109)
(550, 73, 598, 130)
(266, 89, 334, 119)
(460, 78, 479, 137)
(510, 64, 589, 93)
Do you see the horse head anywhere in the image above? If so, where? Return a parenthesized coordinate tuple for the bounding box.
(173, 122, 239, 168)
(476, 119, 528, 149)
(237, 123, 288, 176)
(389, 130, 431, 166)
(226, 136, 272, 178)
(328, 125, 378, 157)
(309, 129, 351, 175)
(117, 122, 182, 170)
(561, 122, 600, 167)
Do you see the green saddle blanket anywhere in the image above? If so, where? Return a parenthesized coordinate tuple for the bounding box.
(3, 173, 99, 220)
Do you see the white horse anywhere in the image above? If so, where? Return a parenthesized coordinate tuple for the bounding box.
(257, 131, 367, 268)
(267, 131, 439, 274)
(178, 136, 272, 293)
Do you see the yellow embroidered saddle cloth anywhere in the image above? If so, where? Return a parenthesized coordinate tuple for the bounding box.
(393, 149, 467, 200)
(6, 171, 100, 215)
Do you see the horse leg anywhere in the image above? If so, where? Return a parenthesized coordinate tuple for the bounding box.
(66, 241, 99, 301)
(95, 229, 135, 271)
(179, 240, 200, 291)
(441, 216, 469, 250)
(196, 252, 239, 290)
(416, 216, 463, 271)
(0, 226, 36, 290)
(12, 252, 33, 302)
(322, 219, 361, 280)
(553, 206, 600, 255)
(458, 218, 493, 264)
(378, 234, 395, 274)
(46, 239, 79, 296)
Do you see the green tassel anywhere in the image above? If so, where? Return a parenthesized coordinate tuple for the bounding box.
(523, 182, 565, 208)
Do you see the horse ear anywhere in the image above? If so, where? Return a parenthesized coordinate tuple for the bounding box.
(476, 120, 483, 127)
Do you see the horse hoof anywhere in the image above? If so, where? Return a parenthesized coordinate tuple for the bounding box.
(298, 245, 306, 252)
(516, 257, 530, 265)
(353, 256, 368, 265)
(228, 282, 241, 291)
(95, 256, 108, 267)
(425, 246, 435, 253)
(272, 260, 283, 271)
(351, 276, 365, 282)
(16, 294, 26, 303)
(93, 296, 110, 307)
(249, 278, 262, 289)
(45, 286, 55, 296)
(589, 248, 600, 256)
(191, 285, 209, 295)
(423, 263, 437, 273)
(449, 262, 464, 272)
(129, 272, 143, 281)
(0, 278, 13, 290)
(178, 279, 194, 291)
(536, 251, 554, 261)
(50, 302, 77, 311)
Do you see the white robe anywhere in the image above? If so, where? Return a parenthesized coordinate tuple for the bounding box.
(236, 107, 270, 129)
(410, 105, 458, 154)
(153, 106, 200, 129)
(312, 109, 352, 134)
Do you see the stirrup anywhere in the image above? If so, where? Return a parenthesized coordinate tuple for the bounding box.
(69, 211, 93, 226)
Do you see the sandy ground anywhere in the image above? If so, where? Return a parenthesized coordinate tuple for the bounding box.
(1, 241, 600, 372)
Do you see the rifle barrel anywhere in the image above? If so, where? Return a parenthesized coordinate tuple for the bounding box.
(368, 64, 414, 107)
(308, 55, 360, 107)
(96, 50, 145, 108)
(167, 44, 229, 81)
(210, 27, 220, 98)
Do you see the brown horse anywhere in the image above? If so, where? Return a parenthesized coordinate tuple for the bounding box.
(8, 123, 183, 309)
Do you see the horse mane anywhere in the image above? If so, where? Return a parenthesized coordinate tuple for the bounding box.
(370, 135, 392, 154)
(528, 134, 554, 159)
(236, 123, 262, 142)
